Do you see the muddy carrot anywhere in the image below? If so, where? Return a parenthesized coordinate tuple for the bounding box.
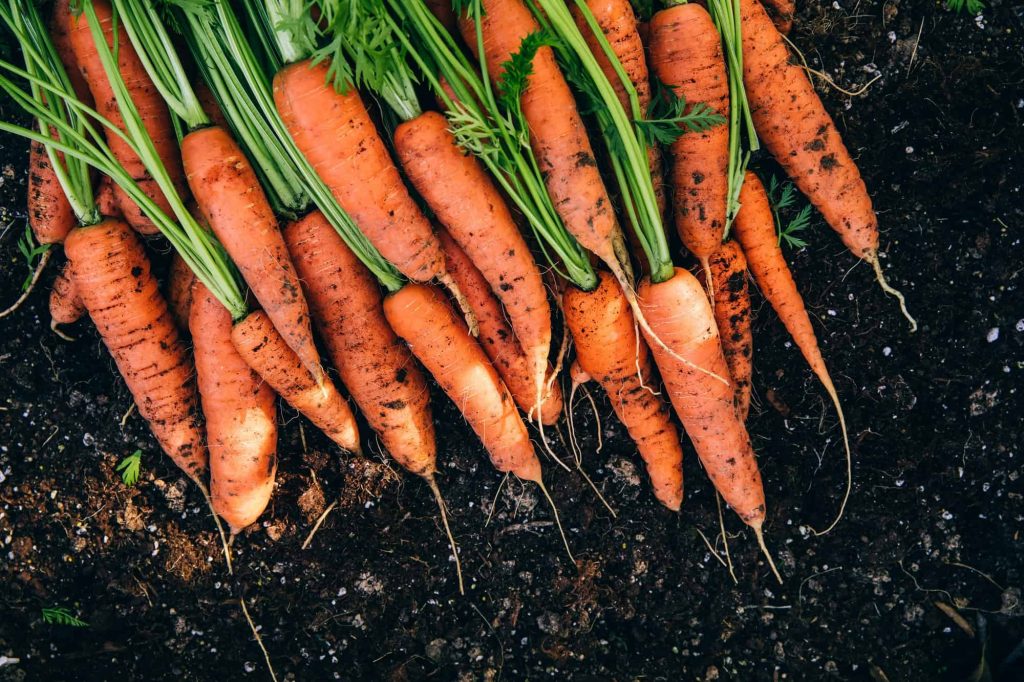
(28, 139, 76, 244)
(709, 240, 753, 420)
(49, 259, 84, 327)
(167, 252, 195, 335)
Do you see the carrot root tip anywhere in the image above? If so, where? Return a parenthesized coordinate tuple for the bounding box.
(537, 478, 576, 568)
(753, 524, 783, 585)
(49, 319, 76, 342)
(869, 252, 917, 333)
(427, 475, 464, 596)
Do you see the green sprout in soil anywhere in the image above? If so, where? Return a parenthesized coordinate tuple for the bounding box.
(948, 0, 984, 14)
(41, 607, 88, 627)
(16, 223, 49, 292)
(116, 449, 143, 486)
(767, 175, 812, 249)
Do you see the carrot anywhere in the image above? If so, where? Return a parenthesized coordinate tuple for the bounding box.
(436, 227, 563, 425)
(563, 272, 684, 511)
(27, 139, 76, 244)
(67, 0, 184, 236)
(425, 0, 459, 33)
(64, 219, 207, 484)
(272, 60, 443, 285)
(739, 0, 915, 329)
(181, 126, 323, 383)
(194, 80, 230, 131)
(393, 110, 553, 409)
(191, 281, 278, 535)
(709, 240, 753, 421)
(648, 3, 730, 281)
(732, 170, 851, 535)
(760, 0, 795, 34)
(95, 174, 118, 217)
(50, 0, 92, 104)
(459, 0, 633, 284)
(49, 260, 84, 327)
(167, 252, 195, 335)
(571, 0, 665, 217)
(636, 267, 780, 580)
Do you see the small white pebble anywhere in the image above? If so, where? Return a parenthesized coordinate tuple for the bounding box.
(986, 327, 1000, 343)
(905, 146, 914, 154)
(887, 31, 897, 43)
(883, 347, 892, 357)
(1015, 319, 1024, 333)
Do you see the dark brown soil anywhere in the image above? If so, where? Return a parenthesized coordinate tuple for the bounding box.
(1, 1, 1022, 680)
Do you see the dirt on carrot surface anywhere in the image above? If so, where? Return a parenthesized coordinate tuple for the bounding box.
(1, 1, 1022, 679)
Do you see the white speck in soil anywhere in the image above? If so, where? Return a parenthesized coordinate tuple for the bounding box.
(905, 146, 914, 154)
(1015, 319, 1024, 332)
(883, 347, 892, 357)
(986, 327, 1000, 342)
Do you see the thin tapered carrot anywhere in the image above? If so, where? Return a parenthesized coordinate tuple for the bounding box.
(181, 126, 323, 383)
(66, 0, 184, 235)
(637, 266, 780, 581)
(191, 281, 278, 535)
(167, 251, 195, 335)
(564, 271, 684, 511)
(649, 3, 730, 280)
(732, 170, 851, 535)
(709, 240, 753, 421)
(49, 259, 84, 327)
(739, 0, 914, 329)
(436, 227, 563, 426)
(231, 310, 360, 454)
(571, 0, 665, 217)
(393, 109, 553, 407)
(64, 219, 207, 484)
(28, 138, 76, 244)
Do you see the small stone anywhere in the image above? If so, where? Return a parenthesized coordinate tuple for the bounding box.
(986, 327, 1000, 343)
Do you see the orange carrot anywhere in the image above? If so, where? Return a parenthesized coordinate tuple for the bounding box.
(272, 60, 443, 284)
(760, 0, 795, 34)
(637, 267, 779, 580)
(563, 272, 684, 511)
(649, 3, 729, 279)
(167, 252, 195, 335)
(732, 170, 851, 534)
(739, 0, 914, 328)
(28, 139, 76, 244)
(425, 0, 459, 33)
(49, 260, 84, 327)
(50, 0, 92, 104)
(191, 281, 278, 535)
(67, 0, 184, 236)
(709, 240, 753, 421)
(181, 126, 323, 383)
(436, 227, 563, 426)
(384, 283, 542, 483)
(95, 174, 118, 217)
(571, 0, 665, 217)
(459, 0, 632, 282)
(64, 219, 207, 483)
(393, 110, 553, 405)
(231, 310, 359, 453)
(283, 211, 436, 477)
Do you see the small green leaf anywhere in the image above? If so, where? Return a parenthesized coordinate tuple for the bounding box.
(947, 0, 984, 14)
(498, 30, 556, 107)
(116, 449, 142, 487)
(41, 607, 88, 627)
(638, 78, 725, 146)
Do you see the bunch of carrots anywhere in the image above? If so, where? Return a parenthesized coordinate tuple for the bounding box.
(0, 0, 914, 588)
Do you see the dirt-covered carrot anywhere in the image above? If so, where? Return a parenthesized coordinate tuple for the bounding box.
(760, 0, 795, 34)
(66, 219, 207, 483)
(649, 3, 730, 279)
(739, 0, 914, 329)
(191, 281, 278, 535)
(437, 227, 563, 425)
(95, 174, 118, 216)
(28, 138, 76, 244)
(49, 259, 84, 327)
(564, 271, 684, 511)
(50, 0, 92, 103)
(66, 0, 183, 235)
(709, 240, 753, 421)
(732, 170, 851, 534)
(167, 252, 195, 335)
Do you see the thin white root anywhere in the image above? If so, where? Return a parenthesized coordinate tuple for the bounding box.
(50, 319, 75, 341)
(0, 249, 51, 319)
(239, 597, 279, 682)
(437, 270, 479, 337)
(567, 380, 583, 464)
(811, 382, 853, 536)
(576, 461, 617, 518)
(716, 494, 738, 585)
(302, 499, 338, 550)
(695, 526, 728, 568)
(537, 478, 575, 566)
(701, 257, 714, 300)
(581, 384, 603, 454)
(869, 253, 917, 333)
(426, 475, 464, 596)
(198, 481, 233, 576)
(781, 33, 881, 98)
(754, 524, 783, 584)
(485, 473, 508, 527)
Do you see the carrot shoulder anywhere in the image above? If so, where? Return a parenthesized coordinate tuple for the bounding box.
(191, 282, 278, 534)
(709, 240, 754, 421)
(564, 271, 684, 511)
(64, 219, 207, 484)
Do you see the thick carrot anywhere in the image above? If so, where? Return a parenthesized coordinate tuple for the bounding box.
(67, 0, 184, 235)
(637, 267, 779, 579)
(231, 310, 359, 454)
(64, 219, 206, 483)
(166, 252, 195, 336)
(50, 0, 93, 104)
(732, 170, 851, 534)
(384, 283, 542, 483)
(709, 240, 753, 421)
(28, 139, 76, 244)
(436, 227, 563, 426)
(191, 282, 278, 535)
(563, 271, 684, 511)
(181, 126, 323, 383)
(571, 0, 666, 217)
(393, 110, 553, 404)
(739, 0, 914, 328)
(49, 260, 84, 326)
(760, 0, 795, 34)
(459, 0, 632, 280)
(648, 3, 729, 279)
(272, 60, 443, 284)
(283, 211, 436, 477)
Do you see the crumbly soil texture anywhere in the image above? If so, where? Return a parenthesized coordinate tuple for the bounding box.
(1, 2, 1022, 680)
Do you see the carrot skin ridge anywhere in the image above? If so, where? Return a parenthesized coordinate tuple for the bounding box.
(709, 240, 753, 421)
(49, 259, 85, 326)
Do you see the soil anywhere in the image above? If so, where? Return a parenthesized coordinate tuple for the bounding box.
(1, 1, 1023, 680)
